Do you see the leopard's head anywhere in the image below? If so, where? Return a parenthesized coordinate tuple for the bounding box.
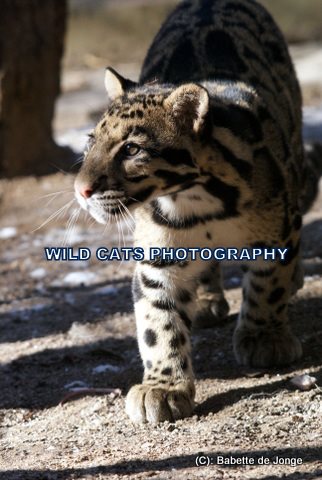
(74, 67, 210, 224)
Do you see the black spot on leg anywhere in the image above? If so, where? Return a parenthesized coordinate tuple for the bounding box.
(146, 360, 152, 369)
(144, 329, 157, 347)
(179, 332, 186, 345)
(178, 310, 192, 330)
(177, 289, 192, 303)
(181, 357, 188, 370)
(170, 335, 180, 350)
(141, 273, 165, 289)
(164, 322, 173, 331)
(161, 367, 172, 376)
(268, 287, 285, 304)
(152, 298, 175, 311)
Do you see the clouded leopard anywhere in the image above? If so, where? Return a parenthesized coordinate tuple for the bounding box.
(74, 0, 320, 423)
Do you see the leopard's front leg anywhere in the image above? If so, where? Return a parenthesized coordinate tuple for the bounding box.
(126, 260, 198, 424)
(234, 235, 303, 367)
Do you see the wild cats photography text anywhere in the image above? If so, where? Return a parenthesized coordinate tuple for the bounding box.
(44, 246, 289, 262)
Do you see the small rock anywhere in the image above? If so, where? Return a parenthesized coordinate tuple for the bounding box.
(290, 374, 317, 391)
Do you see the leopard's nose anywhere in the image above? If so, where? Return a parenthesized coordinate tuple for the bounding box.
(75, 180, 94, 199)
(78, 184, 93, 199)
(75, 175, 109, 198)
(80, 186, 93, 199)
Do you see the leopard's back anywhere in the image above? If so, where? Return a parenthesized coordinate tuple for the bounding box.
(140, 0, 301, 117)
(141, 0, 303, 204)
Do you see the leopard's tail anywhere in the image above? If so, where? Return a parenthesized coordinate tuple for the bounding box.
(300, 142, 322, 214)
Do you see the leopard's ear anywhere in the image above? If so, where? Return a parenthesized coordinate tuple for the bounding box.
(104, 67, 137, 102)
(164, 83, 209, 133)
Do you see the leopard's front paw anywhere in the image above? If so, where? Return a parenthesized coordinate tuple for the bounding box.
(125, 381, 195, 423)
(233, 326, 302, 367)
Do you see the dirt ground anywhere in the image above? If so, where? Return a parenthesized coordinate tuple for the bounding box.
(1, 2, 322, 478)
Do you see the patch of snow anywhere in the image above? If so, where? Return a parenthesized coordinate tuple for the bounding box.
(92, 364, 121, 374)
(30, 268, 47, 279)
(61, 271, 98, 286)
(0, 227, 17, 239)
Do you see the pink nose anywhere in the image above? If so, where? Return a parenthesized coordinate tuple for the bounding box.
(79, 186, 93, 199)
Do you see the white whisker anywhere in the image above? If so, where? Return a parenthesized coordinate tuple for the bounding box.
(32, 199, 75, 233)
(119, 199, 136, 226)
(62, 206, 81, 247)
(117, 201, 134, 234)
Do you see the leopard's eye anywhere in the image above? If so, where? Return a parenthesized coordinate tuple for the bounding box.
(85, 132, 95, 153)
(123, 143, 141, 157)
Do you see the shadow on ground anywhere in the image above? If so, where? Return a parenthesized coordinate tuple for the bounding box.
(0, 278, 132, 344)
(1, 293, 321, 410)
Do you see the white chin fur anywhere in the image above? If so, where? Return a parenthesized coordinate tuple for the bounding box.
(89, 208, 110, 224)
(75, 192, 108, 224)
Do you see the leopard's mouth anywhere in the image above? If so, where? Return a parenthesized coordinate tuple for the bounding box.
(81, 191, 134, 225)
